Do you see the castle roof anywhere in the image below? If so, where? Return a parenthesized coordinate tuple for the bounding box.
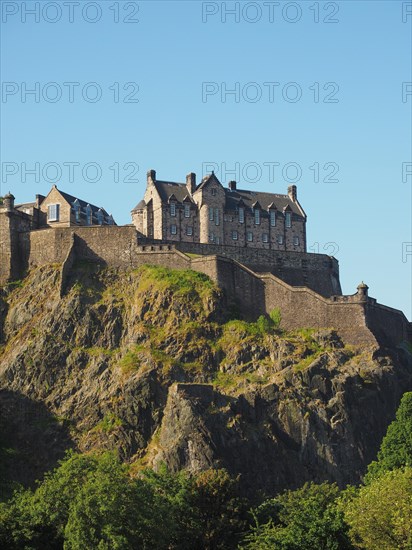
(134, 175, 305, 217)
(57, 189, 112, 218)
(225, 189, 302, 216)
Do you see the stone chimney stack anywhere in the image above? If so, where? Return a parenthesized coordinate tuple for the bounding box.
(147, 169, 156, 186)
(186, 172, 196, 195)
(35, 194, 45, 208)
(3, 192, 15, 212)
(228, 180, 237, 191)
(288, 185, 297, 202)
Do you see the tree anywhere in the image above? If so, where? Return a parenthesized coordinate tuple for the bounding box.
(243, 482, 353, 550)
(343, 467, 412, 550)
(366, 392, 412, 482)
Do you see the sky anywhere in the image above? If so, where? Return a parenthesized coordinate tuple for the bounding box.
(1, 0, 411, 318)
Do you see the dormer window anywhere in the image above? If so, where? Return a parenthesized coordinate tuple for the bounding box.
(285, 212, 292, 228)
(184, 204, 190, 218)
(254, 208, 260, 225)
(170, 202, 176, 217)
(96, 210, 104, 225)
(270, 210, 276, 227)
(48, 204, 60, 222)
(74, 204, 80, 222)
(238, 207, 244, 224)
(85, 205, 92, 225)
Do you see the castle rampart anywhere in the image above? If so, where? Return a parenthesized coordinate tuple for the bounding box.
(0, 221, 410, 350)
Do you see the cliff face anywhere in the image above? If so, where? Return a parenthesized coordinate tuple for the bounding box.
(0, 263, 411, 496)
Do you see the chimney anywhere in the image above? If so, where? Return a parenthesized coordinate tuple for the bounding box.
(228, 180, 237, 191)
(147, 169, 156, 186)
(36, 194, 45, 207)
(288, 185, 297, 202)
(186, 172, 196, 194)
(3, 192, 15, 212)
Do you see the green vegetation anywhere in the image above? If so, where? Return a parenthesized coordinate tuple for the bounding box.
(244, 482, 353, 549)
(137, 265, 216, 298)
(365, 391, 412, 481)
(0, 453, 248, 550)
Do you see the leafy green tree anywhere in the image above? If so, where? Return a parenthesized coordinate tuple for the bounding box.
(366, 392, 412, 481)
(343, 467, 412, 550)
(243, 482, 353, 550)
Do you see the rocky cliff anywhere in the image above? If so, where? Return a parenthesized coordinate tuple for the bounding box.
(0, 262, 411, 497)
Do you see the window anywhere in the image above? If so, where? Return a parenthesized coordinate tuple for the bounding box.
(107, 215, 114, 226)
(215, 208, 219, 226)
(170, 202, 176, 217)
(238, 207, 244, 224)
(171, 224, 177, 235)
(270, 210, 276, 227)
(293, 236, 300, 246)
(247, 231, 253, 242)
(186, 226, 193, 236)
(184, 204, 190, 218)
(96, 210, 104, 225)
(254, 208, 260, 225)
(47, 204, 59, 222)
(211, 188, 217, 196)
(262, 233, 269, 243)
(209, 232, 215, 243)
(278, 235, 284, 245)
(285, 212, 292, 228)
(86, 205, 92, 226)
(232, 230, 238, 241)
(209, 207, 214, 221)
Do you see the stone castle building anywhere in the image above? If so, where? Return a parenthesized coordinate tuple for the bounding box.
(132, 170, 306, 252)
(1, 170, 411, 349)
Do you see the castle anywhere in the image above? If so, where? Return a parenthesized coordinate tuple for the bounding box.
(1, 170, 411, 349)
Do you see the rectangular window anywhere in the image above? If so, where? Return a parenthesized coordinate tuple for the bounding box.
(278, 235, 284, 245)
(247, 231, 253, 242)
(211, 188, 217, 196)
(186, 226, 193, 236)
(171, 224, 177, 235)
(293, 236, 300, 246)
(215, 208, 219, 226)
(270, 210, 276, 227)
(209, 207, 214, 221)
(170, 203, 176, 217)
(47, 204, 60, 222)
(238, 207, 244, 224)
(254, 209, 260, 225)
(232, 230, 238, 241)
(285, 212, 292, 228)
(262, 233, 269, 243)
(184, 204, 190, 218)
(209, 232, 215, 243)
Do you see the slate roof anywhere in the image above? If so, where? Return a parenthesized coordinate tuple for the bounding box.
(58, 189, 112, 218)
(225, 189, 303, 216)
(132, 176, 305, 218)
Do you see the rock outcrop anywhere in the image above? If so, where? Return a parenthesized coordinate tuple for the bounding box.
(0, 262, 411, 496)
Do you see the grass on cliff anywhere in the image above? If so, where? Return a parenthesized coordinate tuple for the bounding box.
(136, 265, 215, 298)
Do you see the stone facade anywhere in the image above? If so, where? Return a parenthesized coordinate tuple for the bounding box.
(132, 170, 307, 252)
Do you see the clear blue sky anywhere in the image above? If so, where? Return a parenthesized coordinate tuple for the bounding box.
(1, 0, 411, 318)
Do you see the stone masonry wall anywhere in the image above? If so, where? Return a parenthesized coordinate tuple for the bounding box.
(2, 225, 410, 348)
(175, 241, 341, 297)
